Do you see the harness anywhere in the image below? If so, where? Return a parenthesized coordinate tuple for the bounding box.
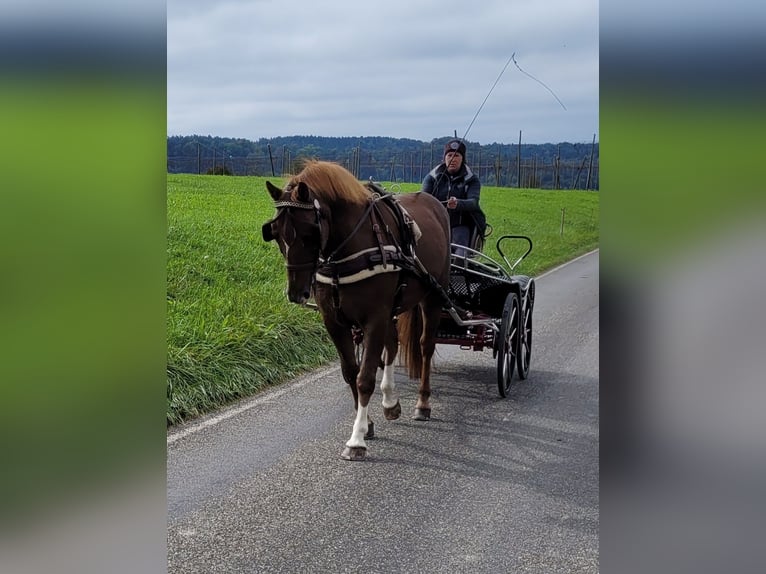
(265, 191, 423, 313)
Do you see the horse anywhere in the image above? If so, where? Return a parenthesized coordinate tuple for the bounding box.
(262, 160, 451, 461)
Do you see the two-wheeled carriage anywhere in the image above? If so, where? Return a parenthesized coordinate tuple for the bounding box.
(436, 236, 535, 397)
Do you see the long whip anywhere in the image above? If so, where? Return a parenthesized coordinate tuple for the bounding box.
(511, 52, 567, 111)
(460, 52, 567, 142)
(461, 54, 514, 141)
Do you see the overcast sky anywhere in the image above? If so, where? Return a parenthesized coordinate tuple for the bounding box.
(168, 0, 599, 145)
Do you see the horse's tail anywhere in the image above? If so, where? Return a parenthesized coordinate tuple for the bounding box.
(397, 308, 423, 380)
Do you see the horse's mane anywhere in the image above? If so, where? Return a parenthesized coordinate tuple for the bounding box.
(289, 160, 370, 205)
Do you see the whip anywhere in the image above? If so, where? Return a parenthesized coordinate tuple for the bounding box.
(460, 52, 566, 142)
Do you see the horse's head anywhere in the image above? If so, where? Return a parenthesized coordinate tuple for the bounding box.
(263, 180, 327, 305)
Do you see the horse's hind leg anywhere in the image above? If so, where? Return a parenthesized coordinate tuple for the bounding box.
(413, 300, 442, 421)
(381, 320, 402, 421)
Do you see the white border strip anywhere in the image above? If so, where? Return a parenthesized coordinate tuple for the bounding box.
(167, 364, 341, 445)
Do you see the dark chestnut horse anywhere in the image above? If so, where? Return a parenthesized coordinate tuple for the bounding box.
(262, 160, 451, 461)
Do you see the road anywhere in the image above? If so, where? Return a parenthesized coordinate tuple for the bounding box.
(168, 250, 599, 573)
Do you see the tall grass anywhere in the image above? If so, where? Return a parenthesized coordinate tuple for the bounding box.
(167, 175, 339, 424)
(167, 174, 599, 424)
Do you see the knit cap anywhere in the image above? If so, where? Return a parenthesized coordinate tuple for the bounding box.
(444, 139, 466, 157)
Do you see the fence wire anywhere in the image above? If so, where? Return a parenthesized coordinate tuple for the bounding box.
(167, 151, 599, 190)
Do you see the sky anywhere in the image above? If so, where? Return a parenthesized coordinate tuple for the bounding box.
(167, 0, 599, 145)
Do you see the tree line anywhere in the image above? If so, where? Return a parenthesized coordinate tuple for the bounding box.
(167, 134, 599, 190)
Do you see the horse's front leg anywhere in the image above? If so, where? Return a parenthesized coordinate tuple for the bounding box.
(381, 319, 402, 421)
(341, 321, 387, 461)
(320, 317, 375, 449)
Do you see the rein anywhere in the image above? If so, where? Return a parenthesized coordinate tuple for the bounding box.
(323, 199, 378, 264)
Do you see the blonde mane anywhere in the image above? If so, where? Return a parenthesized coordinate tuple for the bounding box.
(288, 160, 370, 205)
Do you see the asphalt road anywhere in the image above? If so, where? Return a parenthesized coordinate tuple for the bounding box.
(167, 250, 599, 573)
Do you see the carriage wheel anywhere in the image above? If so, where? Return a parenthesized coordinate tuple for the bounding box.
(516, 292, 533, 379)
(497, 292, 520, 397)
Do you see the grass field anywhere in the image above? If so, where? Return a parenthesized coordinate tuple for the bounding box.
(167, 174, 599, 424)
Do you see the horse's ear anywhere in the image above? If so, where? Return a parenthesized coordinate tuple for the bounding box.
(296, 181, 311, 203)
(266, 180, 282, 201)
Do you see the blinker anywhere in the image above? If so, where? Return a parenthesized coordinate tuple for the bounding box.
(262, 221, 275, 242)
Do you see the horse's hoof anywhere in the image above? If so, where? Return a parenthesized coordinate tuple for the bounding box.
(383, 401, 402, 421)
(340, 446, 368, 461)
(365, 421, 375, 440)
(412, 407, 431, 421)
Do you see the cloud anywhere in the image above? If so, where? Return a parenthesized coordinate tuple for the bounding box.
(168, 0, 599, 144)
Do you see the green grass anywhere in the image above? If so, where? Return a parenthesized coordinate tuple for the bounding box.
(167, 174, 599, 424)
(167, 175, 339, 424)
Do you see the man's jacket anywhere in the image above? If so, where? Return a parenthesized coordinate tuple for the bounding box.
(422, 163, 486, 236)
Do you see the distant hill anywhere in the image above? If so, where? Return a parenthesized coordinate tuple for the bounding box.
(167, 134, 599, 189)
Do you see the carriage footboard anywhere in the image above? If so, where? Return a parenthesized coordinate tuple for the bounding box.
(443, 306, 499, 331)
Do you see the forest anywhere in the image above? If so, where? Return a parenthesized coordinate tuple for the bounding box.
(167, 134, 599, 189)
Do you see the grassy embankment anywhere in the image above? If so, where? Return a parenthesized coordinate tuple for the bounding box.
(167, 174, 599, 424)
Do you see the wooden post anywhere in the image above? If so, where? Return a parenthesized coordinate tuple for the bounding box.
(586, 133, 596, 190)
(573, 157, 587, 189)
(517, 130, 522, 188)
(560, 208, 565, 236)
(431, 141, 435, 169)
(476, 146, 481, 179)
(267, 144, 275, 177)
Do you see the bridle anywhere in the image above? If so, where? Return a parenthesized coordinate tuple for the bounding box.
(264, 193, 380, 270)
(272, 198, 323, 273)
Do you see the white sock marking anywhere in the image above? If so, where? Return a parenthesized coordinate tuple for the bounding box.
(346, 404, 369, 448)
(380, 361, 398, 409)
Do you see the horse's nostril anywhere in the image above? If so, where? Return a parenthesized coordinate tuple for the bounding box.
(302, 291, 311, 301)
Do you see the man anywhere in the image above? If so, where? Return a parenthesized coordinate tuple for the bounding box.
(422, 138, 486, 256)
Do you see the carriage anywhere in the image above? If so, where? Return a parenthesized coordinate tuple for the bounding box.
(435, 234, 535, 397)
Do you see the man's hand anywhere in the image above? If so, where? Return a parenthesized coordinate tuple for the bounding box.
(447, 196, 458, 209)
